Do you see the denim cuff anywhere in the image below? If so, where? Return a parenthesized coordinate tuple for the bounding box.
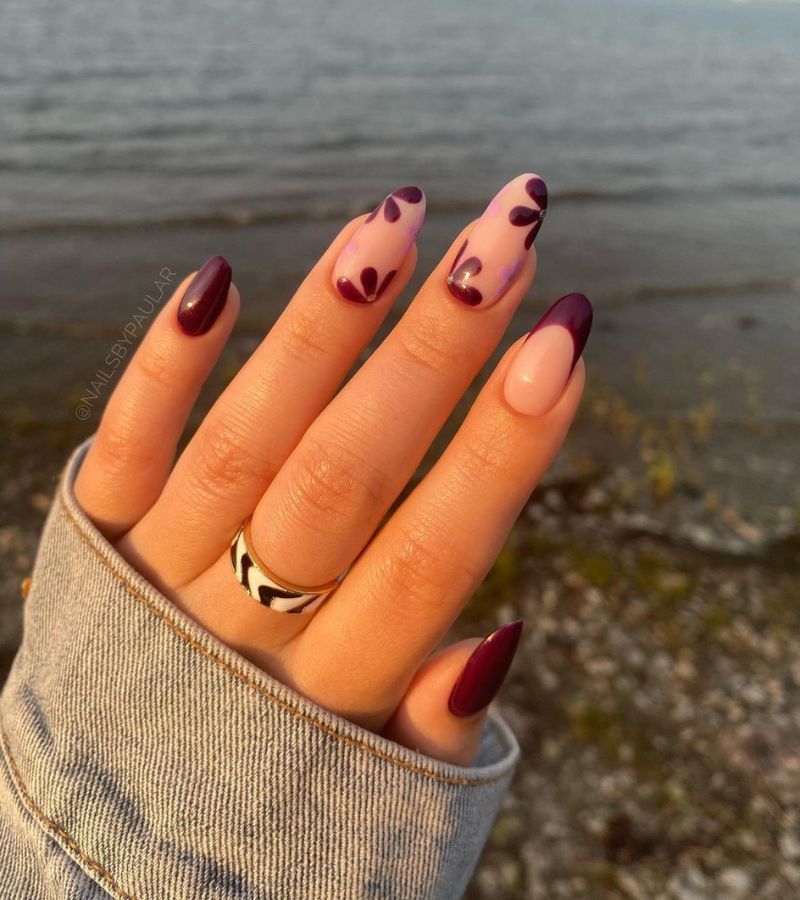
(0, 441, 519, 900)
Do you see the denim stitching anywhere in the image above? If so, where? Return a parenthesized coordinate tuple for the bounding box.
(0, 723, 138, 900)
(59, 494, 509, 788)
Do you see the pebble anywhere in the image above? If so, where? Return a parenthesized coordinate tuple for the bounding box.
(717, 868, 752, 897)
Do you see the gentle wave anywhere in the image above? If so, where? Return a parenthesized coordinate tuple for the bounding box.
(604, 276, 800, 305)
(0, 187, 661, 237)
(6, 178, 800, 236)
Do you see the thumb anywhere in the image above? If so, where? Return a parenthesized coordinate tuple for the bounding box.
(382, 620, 523, 767)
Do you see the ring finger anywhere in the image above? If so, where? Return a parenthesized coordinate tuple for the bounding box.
(301, 292, 593, 726)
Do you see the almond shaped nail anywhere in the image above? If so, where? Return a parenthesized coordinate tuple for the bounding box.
(448, 620, 523, 718)
(503, 292, 593, 417)
(333, 186, 426, 304)
(177, 256, 232, 336)
(447, 173, 547, 310)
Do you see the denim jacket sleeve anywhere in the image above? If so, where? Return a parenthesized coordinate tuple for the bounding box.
(0, 441, 519, 900)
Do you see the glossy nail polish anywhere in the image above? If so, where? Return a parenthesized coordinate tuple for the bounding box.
(504, 292, 593, 417)
(333, 186, 426, 304)
(448, 620, 523, 717)
(177, 256, 232, 336)
(447, 173, 547, 310)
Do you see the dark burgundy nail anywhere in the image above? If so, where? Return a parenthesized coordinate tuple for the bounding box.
(527, 292, 593, 373)
(177, 256, 232, 336)
(448, 620, 523, 717)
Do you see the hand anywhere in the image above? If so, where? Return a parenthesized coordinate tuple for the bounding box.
(73, 174, 591, 766)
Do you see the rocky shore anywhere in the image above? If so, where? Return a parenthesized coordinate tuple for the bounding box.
(1, 370, 798, 898)
(463, 473, 800, 899)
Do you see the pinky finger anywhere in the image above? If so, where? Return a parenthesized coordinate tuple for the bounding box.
(74, 256, 239, 537)
(382, 620, 523, 766)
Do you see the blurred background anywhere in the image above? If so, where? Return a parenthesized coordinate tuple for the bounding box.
(1, 0, 798, 896)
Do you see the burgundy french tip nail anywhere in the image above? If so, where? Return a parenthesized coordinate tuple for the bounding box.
(448, 620, 523, 718)
(529, 292, 593, 373)
(503, 292, 593, 418)
(177, 255, 232, 336)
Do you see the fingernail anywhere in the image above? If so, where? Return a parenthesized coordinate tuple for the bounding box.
(448, 620, 523, 718)
(447, 173, 547, 309)
(503, 292, 593, 417)
(177, 256, 232, 336)
(333, 186, 426, 304)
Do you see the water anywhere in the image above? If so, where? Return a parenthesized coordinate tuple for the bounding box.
(0, 0, 798, 524)
(2, 0, 799, 291)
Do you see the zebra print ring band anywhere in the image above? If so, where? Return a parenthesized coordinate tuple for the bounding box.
(230, 518, 344, 614)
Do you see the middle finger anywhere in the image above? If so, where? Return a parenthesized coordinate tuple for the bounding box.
(245, 173, 547, 587)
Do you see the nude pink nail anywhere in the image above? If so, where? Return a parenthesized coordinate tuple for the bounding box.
(503, 292, 593, 417)
(333, 186, 426, 304)
(447, 173, 547, 310)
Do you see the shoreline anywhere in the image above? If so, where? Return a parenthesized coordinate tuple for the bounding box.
(1, 427, 797, 898)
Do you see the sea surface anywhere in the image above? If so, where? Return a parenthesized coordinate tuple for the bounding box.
(0, 0, 798, 526)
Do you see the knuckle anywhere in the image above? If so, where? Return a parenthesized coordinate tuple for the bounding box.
(286, 436, 389, 523)
(93, 414, 157, 477)
(134, 340, 182, 390)
(458, 427, 513, 484)
(376, 515, 475, 611)
(395, 311, 461, 376)
(278, 308, 331, 364)
(191, 417, 262, 500)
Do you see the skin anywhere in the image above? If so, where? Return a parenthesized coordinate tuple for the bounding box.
(74, 199, 586, 767)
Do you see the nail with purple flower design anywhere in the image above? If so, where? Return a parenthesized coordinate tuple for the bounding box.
(332, 186, 426, 304)
(447, 173, 547, 310)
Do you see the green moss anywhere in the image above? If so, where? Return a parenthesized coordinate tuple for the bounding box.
(569, 703, 618, 743)
(629, 548, 695, 602)
(688, 399, 716, 444)
(569, 547, 618, 588)
(700, 603, 734, 635)
(642, 448, 678, 501)
(568, 701, 670, 791)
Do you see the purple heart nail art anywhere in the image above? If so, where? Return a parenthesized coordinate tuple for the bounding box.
(445, 173, 548, 309)
(449, 239, 468, 274)
(448, 281, 483, 306)
(447, 253, 483, 305)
